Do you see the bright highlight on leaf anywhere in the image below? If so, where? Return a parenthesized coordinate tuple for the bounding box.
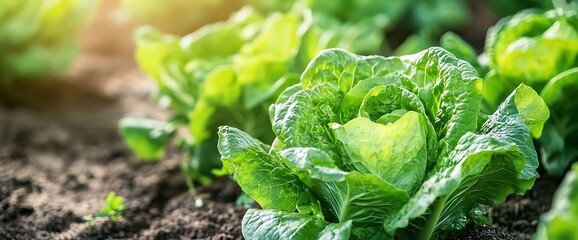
(218, 47, 549, 239)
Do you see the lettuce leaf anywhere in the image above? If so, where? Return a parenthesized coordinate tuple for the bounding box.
(243, 209, 352, 240)
(538, 68, 578, 176)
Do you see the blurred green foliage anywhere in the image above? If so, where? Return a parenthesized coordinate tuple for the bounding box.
(489, 0, 554, 17)
(483, 5, 578, 176)
(0, 0, 97, 84)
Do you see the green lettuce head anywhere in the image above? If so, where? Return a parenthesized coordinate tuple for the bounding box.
(484, 6, 578, 176)
(0, 0, 96, 83)
(217, 47, 549, 239)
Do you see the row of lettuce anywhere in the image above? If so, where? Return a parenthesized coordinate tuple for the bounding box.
(0, 0, 554, 84)
(117, 1, 577, 239)
(0, 0, 576, 239)
(121, 0, 578, 184)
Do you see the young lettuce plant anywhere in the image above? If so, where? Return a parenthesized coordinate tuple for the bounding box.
(217, 47, 549, 239)
(84, 192, 126, 225)
(120, 0, 410, 185)
(483, 6, 578, 176)
(535, 162, 578, 240)
(0, 0, 96, 84)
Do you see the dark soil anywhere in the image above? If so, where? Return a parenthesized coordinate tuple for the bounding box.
(0, 52, 246, 239)
(449, 176, 561, 240)
(0, 1, 563, 240)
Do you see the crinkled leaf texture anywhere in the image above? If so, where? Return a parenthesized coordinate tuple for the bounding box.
(218, 47, 548, 239)
(535, 162, 578, 240)
(440, 31, 486, 76)
(483, 7, 578, 176)
(384, 84, 547, 237)
(243, 209, 352, 240)
(218, 126, 314, 212)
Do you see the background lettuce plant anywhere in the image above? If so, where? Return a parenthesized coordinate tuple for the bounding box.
(119, 0, 411, 185)
(535, 162, 578, 240)
(84, 192, 126, 225)
(0, 0, 97, 84)
(217, 47, 549, 239)
(483, 5, 578, 176)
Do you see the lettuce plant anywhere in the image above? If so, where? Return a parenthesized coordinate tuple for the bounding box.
(0, 0, 96, 83)
(535, 162, 578, 240)
(84, 192, 126, 225)
(120, 1, 410, 185)
(483, 6, 578, 176)
(217, 47, 549, 239)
